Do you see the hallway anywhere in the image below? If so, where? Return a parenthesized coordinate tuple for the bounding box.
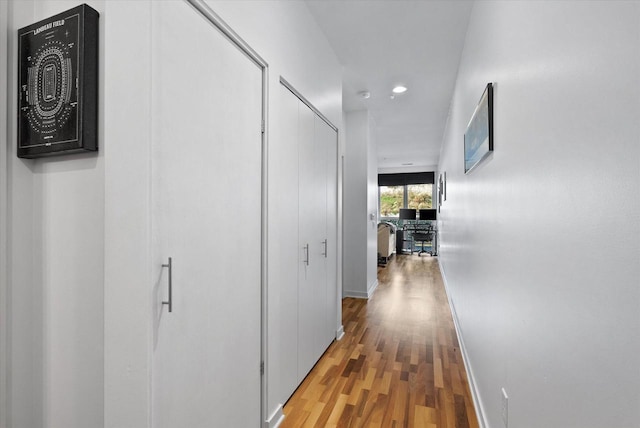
(281, 255, 479, 428)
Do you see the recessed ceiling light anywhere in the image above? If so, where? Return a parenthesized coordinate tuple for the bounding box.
(392, 85, 408, 94)
(358, 91, 371, 99)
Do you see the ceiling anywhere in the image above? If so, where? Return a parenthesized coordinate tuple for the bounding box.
(305, 0, 473, 171)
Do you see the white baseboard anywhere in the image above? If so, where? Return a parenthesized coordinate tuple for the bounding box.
(343, 289, 368, 299)
(265, 404, 285, 428)
(438, 259, 488, 428)
(336, 325, 345, 340)
(343, 279, 379, 300)
(367, 279, 379, 298)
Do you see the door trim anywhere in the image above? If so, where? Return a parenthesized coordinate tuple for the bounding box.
(182, 1, 269, 425)
(279, 76, 338, 132)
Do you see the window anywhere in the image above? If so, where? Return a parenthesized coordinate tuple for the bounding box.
(378, 183, 433, 218)
(378, 172, 435, 219)
(407, 184, 432, 210)
(379, 186, 405, 217)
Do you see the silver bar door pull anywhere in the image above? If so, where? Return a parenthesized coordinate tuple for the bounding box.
(162, 257, 173, 313)
(304, 244, 310, 266)
(322, 239, 328, 257)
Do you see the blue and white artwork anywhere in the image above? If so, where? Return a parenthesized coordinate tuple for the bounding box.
(464, 83, 493, 173)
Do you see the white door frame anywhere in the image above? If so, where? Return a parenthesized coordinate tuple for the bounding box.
(182, 1, 269, 424)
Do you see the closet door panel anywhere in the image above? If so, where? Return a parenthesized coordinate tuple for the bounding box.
(150, 2, 262, 426)
(298, 103, 328, 380)
(313, 116, 332, 348)
(271, 86, 301, 403)
(297, 103, 322, 381)
(292, 92, 339, 384)
(323, 124, 339, 345)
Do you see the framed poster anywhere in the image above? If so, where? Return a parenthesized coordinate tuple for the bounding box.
(443, 171, 447, 201)
(17, 4, 99, 158)
(437, 173, 443, 212)
(464, 82, 493, 174)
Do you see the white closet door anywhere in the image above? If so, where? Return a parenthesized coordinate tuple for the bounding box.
(322, 122, 338, 345)
(313, 115, 334, 349)
(274, 83, 301, 404)
(298, 102, 320, 380)
(150, 2, 262, 427)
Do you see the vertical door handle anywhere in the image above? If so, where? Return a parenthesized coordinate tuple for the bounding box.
(322, 239, 327, 257)
(162, 257, 173, 313)
(304, 244, 310, 266)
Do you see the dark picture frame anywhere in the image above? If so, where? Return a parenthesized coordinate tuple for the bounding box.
(437, 173, 443, 212)
(443, 171, 447, 201)
(464, 82, 493, 174)
(17, 4, 99, 158)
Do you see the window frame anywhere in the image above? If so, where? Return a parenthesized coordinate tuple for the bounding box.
(378, 182, 434, 220)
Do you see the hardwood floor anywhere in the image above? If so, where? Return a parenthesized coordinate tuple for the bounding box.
(281, 255, 480, 428)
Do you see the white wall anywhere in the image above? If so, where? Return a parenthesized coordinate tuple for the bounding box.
(366, 116, 378, 296)
(343, 111, 368, 298)
(437, 2, 640, 428)
(5, 2, 43, 424)
(343, 110, 378, 298)
(2, 7, 158, 426)
(4, 2, 106, 428)
(0, 2, 9, 426)
(210, 0, 342, 128)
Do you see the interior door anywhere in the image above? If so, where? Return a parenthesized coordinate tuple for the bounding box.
(151, 2, 263, 427)
(321, 121, 338, 346)
(298, 102, 326, 380)
(312, 114, 329, 355)
(297, 102, 324, 380)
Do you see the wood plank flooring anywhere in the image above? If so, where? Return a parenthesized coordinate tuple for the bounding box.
(281, 255, 479, 428)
